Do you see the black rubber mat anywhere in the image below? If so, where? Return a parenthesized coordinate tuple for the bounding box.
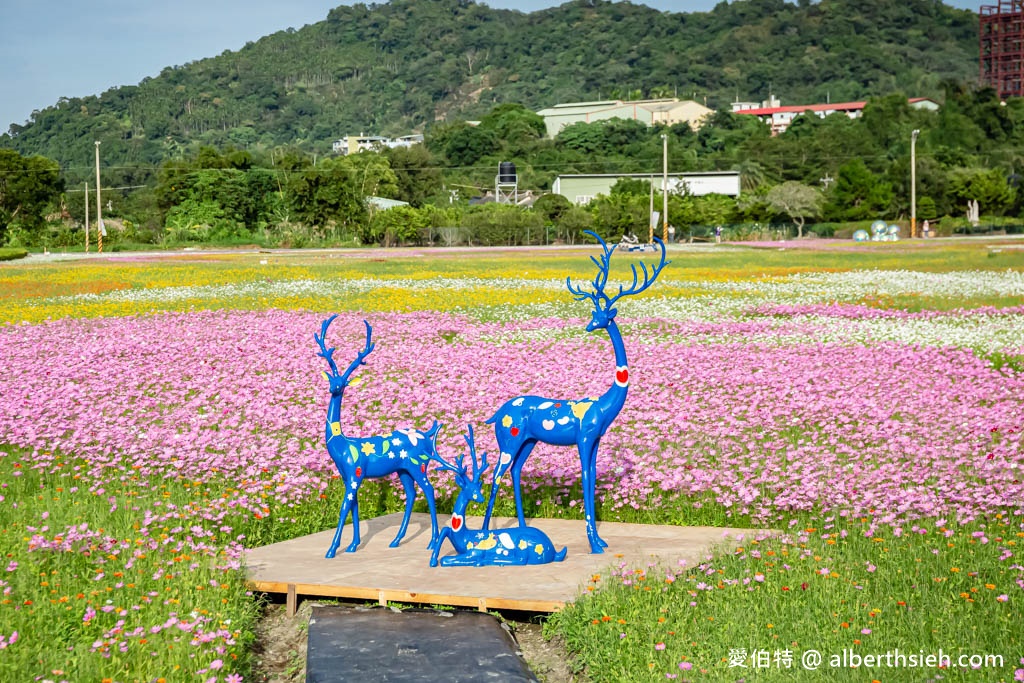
(306, 605, 539, 682)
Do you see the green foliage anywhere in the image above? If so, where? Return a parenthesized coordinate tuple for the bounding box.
(0, 150, 63, 245)
(0, 247, 28, 261)
(825, 159, 894, 221)
(947, 167, 1016, 217)
(287, 157, 368, 237)
(766, 182, 822, 237)
(462, 203, 545, 245)
(1, 0, 978, 174)
(363, 205, 431, 246)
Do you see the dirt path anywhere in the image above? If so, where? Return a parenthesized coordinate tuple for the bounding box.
(250, 601, 586, 683)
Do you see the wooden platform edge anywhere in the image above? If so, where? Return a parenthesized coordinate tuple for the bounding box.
(246, 579, 565, 613)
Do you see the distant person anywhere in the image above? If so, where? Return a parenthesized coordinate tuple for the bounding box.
(922, 219, 930, 238)
(715, 225, 722, 244)
(668, 225, 676, 243)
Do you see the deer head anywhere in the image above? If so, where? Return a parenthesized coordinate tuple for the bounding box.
(314, 316, 375, 397)
(430, 425, 489, 504)
(566, 230, 669, 331)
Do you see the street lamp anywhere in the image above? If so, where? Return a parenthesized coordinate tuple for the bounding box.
(95, 141, 103, 253)
(661, 133, 668, 243)
(910, 129, 920, 238)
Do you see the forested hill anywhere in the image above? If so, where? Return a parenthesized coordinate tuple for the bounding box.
(2, 0, 977, 170)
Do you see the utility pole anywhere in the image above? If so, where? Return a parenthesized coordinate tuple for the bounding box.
(95, 141, 103, 253)
(648, 175, 654, 244)
(84, 183, 90, 252)
(661, 134, 669, 243)
(910, 129, 920, 238)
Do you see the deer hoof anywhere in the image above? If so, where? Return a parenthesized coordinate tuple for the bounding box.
(389, 539, 401, 548)
(325, 548, 337, 559)
(345, 542, 360, 553)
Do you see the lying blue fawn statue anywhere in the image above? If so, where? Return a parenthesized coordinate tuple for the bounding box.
(430, 426, 567, 568)
(315, 315, 444, 557)
(482, 231, 669, 553)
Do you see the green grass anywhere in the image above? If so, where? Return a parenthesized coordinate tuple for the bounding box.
(548, 515, 1023, 682)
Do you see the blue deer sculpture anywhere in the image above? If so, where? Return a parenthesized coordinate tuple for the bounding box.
(315, 316, 444, 557)
(430, 426, 567, 568)
(481, 231, 669, 553)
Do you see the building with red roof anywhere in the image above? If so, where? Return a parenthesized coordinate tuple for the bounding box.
(732, 97, 939, 135)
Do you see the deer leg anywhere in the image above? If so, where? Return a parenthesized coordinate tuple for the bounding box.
(484, 441, 536, 529)
(590, 454, 608, 548)
(440, 550, 485, 567)
(509, 451, 533, 528)
(390, 472, 417, 548)
(326, 490, 355, 559)
(418, 476, 440, 550)
(429, 527, 452, 567)
(579, 441, 606, 554)
(345, 494, 362, 553)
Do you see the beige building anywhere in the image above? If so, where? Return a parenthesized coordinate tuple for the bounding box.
(537, 98, 713, 138)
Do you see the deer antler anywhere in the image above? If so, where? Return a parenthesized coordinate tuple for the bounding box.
(429, 424, 488, 480)
(464, 424, 488, 481)
(605, 237, 668, 310)
(314, 314, 341, 376)
(565, 230, 615, 307)
(315, 317, 375, 383)
(566, 231, 669, 311)
(339, 320, 375, 385)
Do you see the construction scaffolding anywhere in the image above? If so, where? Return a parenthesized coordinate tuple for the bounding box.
(981, 0, 1024, 100)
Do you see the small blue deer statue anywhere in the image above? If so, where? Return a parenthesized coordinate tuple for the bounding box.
(481, 231, 669, 553)
(430, 426, 567, 568)
(315, 315, 444, 557)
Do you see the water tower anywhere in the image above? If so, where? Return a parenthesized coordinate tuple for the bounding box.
(495, 161, 518, 204)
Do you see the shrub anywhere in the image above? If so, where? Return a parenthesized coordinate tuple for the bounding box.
(0, 247, 28, 261)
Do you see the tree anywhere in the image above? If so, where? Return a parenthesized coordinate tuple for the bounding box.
(766, 182, 822, 237)
(947, 167, 1016, 217)
(824, 159, 894, 221)
(385, 144, 442, 207)
(0, 150, 63, 244)
(288, 157, 367, 235)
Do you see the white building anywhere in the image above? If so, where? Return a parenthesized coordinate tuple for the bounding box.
(332, 133, 424, 155)
(732, 97, 939, 135)
(552, 172, 741, 205)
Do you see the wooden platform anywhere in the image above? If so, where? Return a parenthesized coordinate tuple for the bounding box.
(245, 513, 755, 614)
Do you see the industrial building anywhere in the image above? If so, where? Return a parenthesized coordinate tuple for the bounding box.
(552, 172, 741, 206)
(536, 99, 713, 138)
(981, 0, 1024, 100)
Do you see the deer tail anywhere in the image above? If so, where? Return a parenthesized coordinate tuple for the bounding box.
(554, 546, 567, 562)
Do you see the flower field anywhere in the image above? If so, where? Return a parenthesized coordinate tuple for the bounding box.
(1, 243, 1023, 682)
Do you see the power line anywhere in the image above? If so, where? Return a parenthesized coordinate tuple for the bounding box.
(64, 184, 147, 193)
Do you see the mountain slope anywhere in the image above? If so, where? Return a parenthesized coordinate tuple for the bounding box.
(2, 0, 978, 170)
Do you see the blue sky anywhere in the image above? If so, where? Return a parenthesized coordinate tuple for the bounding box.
(1, 0, 987, 133)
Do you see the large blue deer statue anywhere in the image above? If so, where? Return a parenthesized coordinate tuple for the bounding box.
(429, 426, 567, 567)
(315, 316, 444, 557)
(481, 231, 669, 553)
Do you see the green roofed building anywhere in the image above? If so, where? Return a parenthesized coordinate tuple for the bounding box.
(537, 98, 713, 138)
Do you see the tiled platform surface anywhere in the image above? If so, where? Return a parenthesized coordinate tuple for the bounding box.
(245, 513, 757, 614)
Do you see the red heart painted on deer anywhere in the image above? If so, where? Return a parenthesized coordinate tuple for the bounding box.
(420, 464, 426, 473)
(510, 427, 520, 437)
(451, 514, 463, 531)
(616, 368, 629, 384)
(355, 467, 362, 478)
